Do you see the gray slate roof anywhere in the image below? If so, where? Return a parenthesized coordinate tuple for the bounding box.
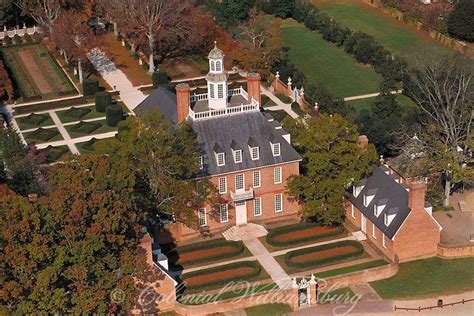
(349, 166, 411, 239)
(192, 111, 302, 177)
(134, 87, 178, 122)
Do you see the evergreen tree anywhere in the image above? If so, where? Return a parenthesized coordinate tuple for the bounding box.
(273, 0, 295, 19)
(448, 0, 474, 42)
(214, 0, 253, 29)
(287, 114, 377, 224)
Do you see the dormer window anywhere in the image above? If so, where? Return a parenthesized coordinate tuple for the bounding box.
(272, 143, 281, 157)
(251, 147, 259, 160)
(373, 199, 387, 217)
(363, 189, 377, 207)
(216, 153, 225, 166)
(233, 149, 242, 163)
(384, 208, 397, 226)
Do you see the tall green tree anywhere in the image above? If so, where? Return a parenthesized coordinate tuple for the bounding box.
(287, 114, 377, 224)
(448, 0, 474, 42)
(1, 155, 146, 314)
(273, 0, 295, 19)
(214, 0, 253, 29)
(96, 111, 218, 228)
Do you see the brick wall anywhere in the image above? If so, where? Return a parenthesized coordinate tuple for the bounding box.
(164, 161, 301, 242)
(273, 77, 289, 96)
(438, 244, 474, 258)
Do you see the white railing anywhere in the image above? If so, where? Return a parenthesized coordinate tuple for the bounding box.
(189, 98, 259, 121)
(0, 25, 42, 40)
(190, 92, 208, 102)
(230, 188, 254, 202)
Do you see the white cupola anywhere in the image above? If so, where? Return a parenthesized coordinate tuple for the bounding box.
(206, 41, 228, 110)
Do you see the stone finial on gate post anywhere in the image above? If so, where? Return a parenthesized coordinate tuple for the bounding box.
(298, 86, 305, 106)
(287, 77, 292, 97)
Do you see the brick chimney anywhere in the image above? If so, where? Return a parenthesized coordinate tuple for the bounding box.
(408, 180, 426, 212)
(139, 233, 154, 265)
(247, 72, 261, 108)
(176, 83, 190, 123)
(357, 135, 369, 148)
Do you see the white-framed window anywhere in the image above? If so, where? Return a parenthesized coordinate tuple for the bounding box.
(254, 197, 262, 216)
(351, 204, 355, 218)
(253, 171, 261, 188)
(216, 152, 225, 166)
(275, 193, 283, 212)
(220, 204, 228, 223)
(216, 60, 221, 71)
(198, 208, 207, 226)
(233, 149, 242, 163)
(382, 234, 387, 248)
(274, 167, 282, 184)
(211, 61, 215, 71)
(218, 177, 227, 194)
(218, 84, 224, 98)
(199, 156, 204, 170)
(372, 223, 376, 239)
(210, 83, 215, 98)
(250, 147, 259, 160)
(235, 174, 244, 191)
(272, 143, 281, 156)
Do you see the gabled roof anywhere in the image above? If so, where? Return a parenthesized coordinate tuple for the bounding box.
(192, 111, 302, 177)
(133, 87, 178, 122)
(349, 165, 411, 239)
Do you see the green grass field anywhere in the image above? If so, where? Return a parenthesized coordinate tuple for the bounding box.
(370, 257, 474, 299)
(313, 0, 448, 58)
(280, 19, 382, 97)
(65, 119, 116, 139)
(347, 94, 417, 112)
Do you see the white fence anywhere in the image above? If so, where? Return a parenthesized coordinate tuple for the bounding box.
(0, 25, 43, 40)
(189, 98, 259, 121)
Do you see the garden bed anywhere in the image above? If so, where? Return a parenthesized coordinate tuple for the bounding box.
(38, 145, 70, 163)
(56, 105, 105, 123)
(266, 222, 345, 248)
(181, 261, 264, 292)
(15, 113, 53, 130)
(65, 119, 116, 138)
(284, 240, 364, 269)
(164, 239, 246, 267)
(22, 127, 63, 144)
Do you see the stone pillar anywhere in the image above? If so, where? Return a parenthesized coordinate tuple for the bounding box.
(247, 72, 262, 108)
(273, 71, 280, 92)
(176, 83, 190, 123)
(291, 277, 299, 310)
(287, 77, 292, 97)
(309, 275, 318, 306)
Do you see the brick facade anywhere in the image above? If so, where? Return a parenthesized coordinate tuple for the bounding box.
(345, 174, 441, 262)
(166, 161, 301, 242)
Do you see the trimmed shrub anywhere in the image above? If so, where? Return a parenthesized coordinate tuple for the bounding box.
(23, 34, 33, 43)
(181, 261, 261, 291)
(95, 91, 111, 112)
(63, 106, 91, 119)
(276, 93, 292, 103)
(22, 113, 48, 126)
(167, 240, 244, 266)
(83, 79, 99, 96)
(291, 102, 306, 117)
(266, 222, 345, 247)
(117, 119, 130, 134)
(152, 70, 169, 87)
(284, 240, 364, 268)
(105, 105, 123, 127)
(70, 121, 101, 134)
(3, 36, 12, 46)
(80, 138, 97, 151)
(40, 145, 69, 163)
(29, 128, 59, 142)
(13, 34, 21, 44)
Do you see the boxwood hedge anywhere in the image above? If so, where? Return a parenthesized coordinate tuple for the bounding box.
(181, 261, 261, 291)
(266, 222, 345, 247)
(285, 240, 364, 268)
(168, 239, 244, 267)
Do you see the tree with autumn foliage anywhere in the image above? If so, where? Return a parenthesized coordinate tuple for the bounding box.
(0, 155, 147, 314)
(286, 114, 378, 224)
(50, 9, 95, 83)
(14, 0, 64, 33)
(95, 110, 218, 228)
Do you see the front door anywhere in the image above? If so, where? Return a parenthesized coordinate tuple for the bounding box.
(235, 201, 247, 226)
(361, 215, 367, 234)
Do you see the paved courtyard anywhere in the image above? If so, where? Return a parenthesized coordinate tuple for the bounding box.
(433, 211, 474, 246)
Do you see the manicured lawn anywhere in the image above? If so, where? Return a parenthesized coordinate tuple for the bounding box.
(15, 113, 53, 130)
(76, 137, 114, 154)
(0, 43, 76, 101)
(280, 18, 382, 97)
(347, 94, 417, 112)
(370, 257, 474, 299)
(315, 259, 387, 278)
(65, 119, 116, 139)
(313, 0, 449, 58)
(245, 303, 292, 316)
(22, 127, 63, 144)
(261, 94, 277, 108)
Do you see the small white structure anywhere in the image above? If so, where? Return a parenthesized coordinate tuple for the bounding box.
(206, 42, 228, 110)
